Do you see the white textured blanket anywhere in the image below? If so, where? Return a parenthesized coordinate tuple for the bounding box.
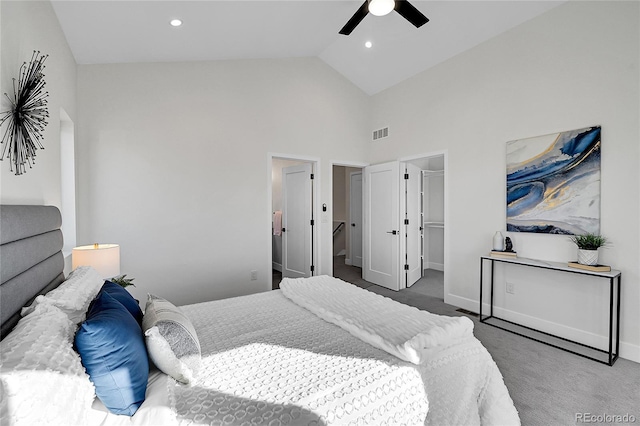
(173, 290, 519, 426)
(280, 275, 474, 364)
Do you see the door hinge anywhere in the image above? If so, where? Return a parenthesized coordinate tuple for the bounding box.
(404, 173, 409, 180)
(310, 265, 315, 272)
(282, 228, 286, 232)
(310, 219, 314, 226)
(404, 219, 409, 225)
(310, 173, 314, 179)
(404, 264, 409, 270)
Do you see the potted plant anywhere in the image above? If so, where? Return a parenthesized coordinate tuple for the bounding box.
(110, 274, 135, 288)
(569, 233, 608, 265)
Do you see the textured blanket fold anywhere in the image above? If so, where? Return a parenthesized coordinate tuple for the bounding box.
(280, 275, 474, 365)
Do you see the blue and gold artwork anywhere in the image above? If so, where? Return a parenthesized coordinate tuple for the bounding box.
(506, 126, 601, 234)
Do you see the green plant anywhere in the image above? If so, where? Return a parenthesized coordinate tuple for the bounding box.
(110, 274, 135, 288)
(569, 233, 608, 250)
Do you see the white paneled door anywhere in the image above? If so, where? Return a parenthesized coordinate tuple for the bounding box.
(403, 163, 423, 288)
(349, 172, 363, 268)
(282, 163, 313, 278)
(363, 161, 400, 290)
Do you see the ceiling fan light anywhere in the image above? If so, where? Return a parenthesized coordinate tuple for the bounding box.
(369, 0, 395, 17)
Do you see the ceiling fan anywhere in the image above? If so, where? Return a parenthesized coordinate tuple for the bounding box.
(339, 0, 429, 35)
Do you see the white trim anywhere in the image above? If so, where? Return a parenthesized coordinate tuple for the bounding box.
(426, 263, 444, 272)
(272, 262, 282, 273)
(268, 153, 321, 287)
(60, 108, 76, 258)
(398, 151, 449, 303)
(330, 160, 369, 168)
(329, 160, 368, 277)
(398, 150, 448, 164)
(348, 170, 363, 271)
(448, 293, 640, 363)
(270, 152, 321, 163)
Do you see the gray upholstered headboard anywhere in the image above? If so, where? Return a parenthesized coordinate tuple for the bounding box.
(0, 205, 65, 339)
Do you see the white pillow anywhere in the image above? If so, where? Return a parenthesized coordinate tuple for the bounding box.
(142, 294, 201, 384)
(1, 303, 95, 426)
(21, 266, 104, 324)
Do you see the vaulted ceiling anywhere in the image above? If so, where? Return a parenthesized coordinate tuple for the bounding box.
(51, 1, 563, 95)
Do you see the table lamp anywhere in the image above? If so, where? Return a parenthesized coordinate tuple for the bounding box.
(72, 243, 120, 279)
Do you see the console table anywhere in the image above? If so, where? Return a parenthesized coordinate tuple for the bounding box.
(479, 255, 621, 366)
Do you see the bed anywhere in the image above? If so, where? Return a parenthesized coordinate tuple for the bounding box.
(0, 205, 520, 426)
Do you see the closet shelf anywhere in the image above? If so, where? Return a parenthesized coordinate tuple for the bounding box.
(424, 221, 444, 228)
(421, 169, 444, 177)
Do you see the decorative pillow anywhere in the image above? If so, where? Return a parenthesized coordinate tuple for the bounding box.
(75, 291, 149, 416)
(101, 280, 143, 324)
(1, 303, 95, 426)
(142, 294, 201, 384)
(21, 266, 104, 324)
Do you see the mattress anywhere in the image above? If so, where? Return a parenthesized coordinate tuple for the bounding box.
(89, 289, 519, 425)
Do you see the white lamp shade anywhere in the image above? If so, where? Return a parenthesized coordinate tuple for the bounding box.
(369, 0, 395, 16)
(72, 244, 121, 279)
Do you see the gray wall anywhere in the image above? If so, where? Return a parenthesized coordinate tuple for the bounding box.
(370, 1, 639, 360)
(76, 59, 371, 306)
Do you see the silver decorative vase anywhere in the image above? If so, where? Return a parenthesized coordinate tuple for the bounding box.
(578, 249, 599, 265)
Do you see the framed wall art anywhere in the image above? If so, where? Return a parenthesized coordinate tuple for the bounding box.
(506, 126, 601, 235)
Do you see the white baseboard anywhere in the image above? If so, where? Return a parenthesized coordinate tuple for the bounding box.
(345, 258, 352, 266)
(620, 341, 640, 363)
(426, 262, 444, 272)
(445, 294, 480, 315)
(272, 262, 282, 273)
(445, 293, 640, 363)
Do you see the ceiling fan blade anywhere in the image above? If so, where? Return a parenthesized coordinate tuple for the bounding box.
(394, 0, 429, 28)
(339, 1, 369, 35)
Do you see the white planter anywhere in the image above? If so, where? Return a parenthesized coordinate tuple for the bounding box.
(578, 249, 599, 265)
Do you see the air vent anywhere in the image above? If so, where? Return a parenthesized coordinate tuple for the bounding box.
(455, 308, 478, 317)
(372, 127, 389, 141)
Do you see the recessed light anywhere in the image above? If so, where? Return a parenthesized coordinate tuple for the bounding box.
(365, 41, 373, 49)
(170, 19, 183, 27)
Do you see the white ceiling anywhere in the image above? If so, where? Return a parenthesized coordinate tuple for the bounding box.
(50, 0, 563, 95)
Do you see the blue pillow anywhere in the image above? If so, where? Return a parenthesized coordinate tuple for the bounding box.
(101, 280, 143, 324)
(75, 291, 148, 416)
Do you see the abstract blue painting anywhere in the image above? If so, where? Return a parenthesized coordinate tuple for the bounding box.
(506, 126, 601, 234)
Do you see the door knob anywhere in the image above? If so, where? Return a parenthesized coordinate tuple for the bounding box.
(386, 230, 398, 235)
(351, 223, 356, 227)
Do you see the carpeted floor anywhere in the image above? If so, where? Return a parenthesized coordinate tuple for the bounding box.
(274, 257, 640, 426)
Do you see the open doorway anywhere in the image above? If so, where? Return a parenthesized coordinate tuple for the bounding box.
(402, 153, 446, 301)
(332, 164, 366, 286)
(271, 156, 318, 290)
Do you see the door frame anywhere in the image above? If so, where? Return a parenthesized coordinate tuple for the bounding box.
(330, 160, 368, 277)
(398, 150, 449, 301)
(268, 153, 320, 289)
(348, 170, 363, 268)
(363, 161, 402, 291)
(401, 162, 422, 288)
(282, 162, 313, 278)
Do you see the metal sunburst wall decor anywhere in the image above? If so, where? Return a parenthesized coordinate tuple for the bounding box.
(0, 51, 49, 175)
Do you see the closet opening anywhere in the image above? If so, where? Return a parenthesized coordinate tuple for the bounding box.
(331, 163, 365, 285)
(403, 153, 446, 301)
